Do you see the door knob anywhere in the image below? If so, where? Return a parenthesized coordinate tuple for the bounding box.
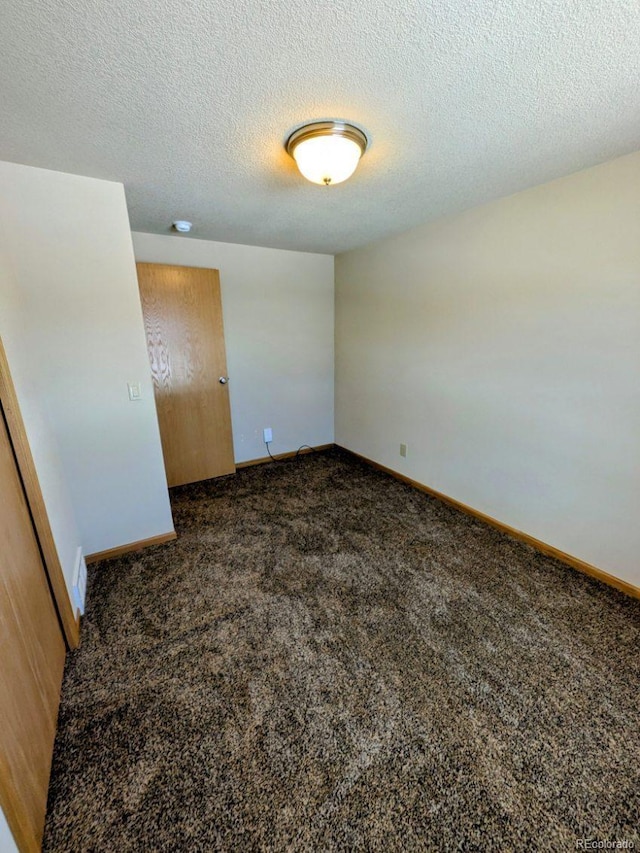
(219, 376, 229, 384)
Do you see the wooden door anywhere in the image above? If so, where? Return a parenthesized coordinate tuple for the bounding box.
(0, 405, 66, 853)
(137, 263, 235, 487)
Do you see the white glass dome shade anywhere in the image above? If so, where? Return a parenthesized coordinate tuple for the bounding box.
(286, 121, 368, 186)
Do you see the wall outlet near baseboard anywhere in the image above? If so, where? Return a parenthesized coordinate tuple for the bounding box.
(263, 427, 273, 444)
(72, 547, 87, 616)
(400, 443, 407, 458)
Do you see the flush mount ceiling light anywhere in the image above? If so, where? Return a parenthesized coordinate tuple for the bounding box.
(286, 121, 368, 186)
(172, 220, 192, 233)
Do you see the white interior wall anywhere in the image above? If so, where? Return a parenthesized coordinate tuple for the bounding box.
(335, 150, 640, 588)
(132, 232, 334, 463)
(0, 161, 174, 556)
(0, 204, 81, 598)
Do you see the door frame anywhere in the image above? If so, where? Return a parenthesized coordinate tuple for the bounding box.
(0, 338, 79, 650)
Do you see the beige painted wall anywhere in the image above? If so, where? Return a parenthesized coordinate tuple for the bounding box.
(336, 150, 640, 588)
(0, 161, 174, 557)
(132, 232, 334, 463)
(0, 175, 82, 597)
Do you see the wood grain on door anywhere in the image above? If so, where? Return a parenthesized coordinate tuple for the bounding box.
(137, 263, 235, 487)
(0, 407, 66, 853)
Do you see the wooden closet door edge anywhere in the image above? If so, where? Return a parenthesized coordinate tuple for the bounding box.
(0, 338, 80, 649)
(0, 747, 42, 853)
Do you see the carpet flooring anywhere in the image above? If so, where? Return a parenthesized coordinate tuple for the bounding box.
(44, 448, 640, 852)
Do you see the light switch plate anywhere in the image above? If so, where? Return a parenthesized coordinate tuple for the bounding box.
(128, 382, 141, 401)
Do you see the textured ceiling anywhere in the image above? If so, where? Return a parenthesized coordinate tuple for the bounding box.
(2, 0, 640, 254)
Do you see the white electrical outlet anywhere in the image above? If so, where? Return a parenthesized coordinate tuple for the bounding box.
(263, 427, 273, 444)
(400, 443, 407, 458)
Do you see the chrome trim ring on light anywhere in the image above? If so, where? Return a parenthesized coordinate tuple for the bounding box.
(285, 121, 368, 157)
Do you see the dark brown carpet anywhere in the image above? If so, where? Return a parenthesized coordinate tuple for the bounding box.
(44, 448, 640, 852)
